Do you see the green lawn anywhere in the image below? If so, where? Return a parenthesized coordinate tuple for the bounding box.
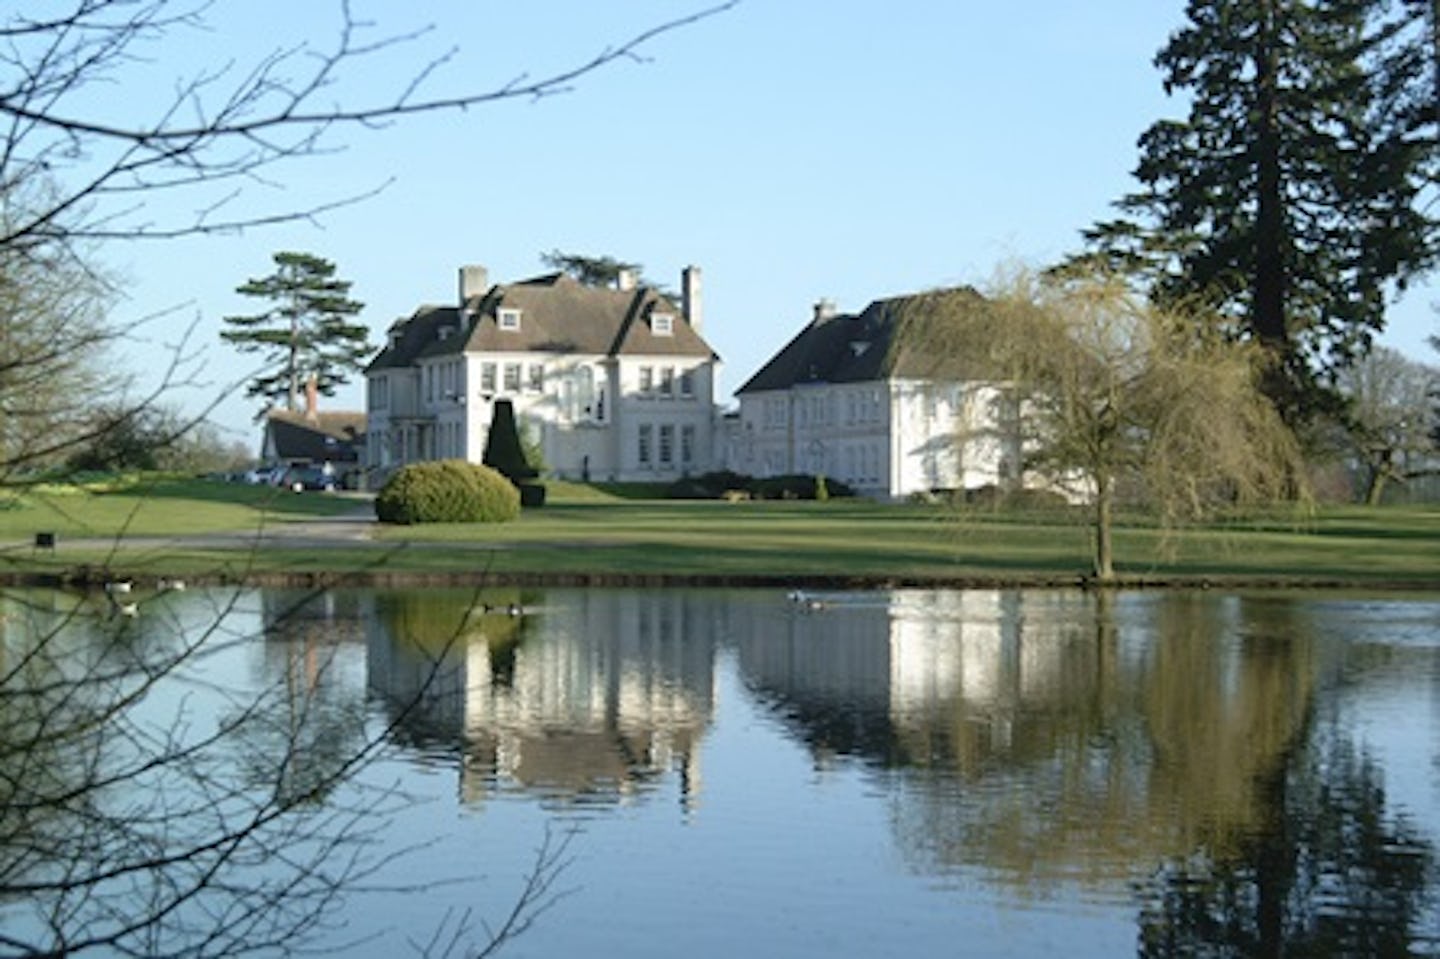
(1, 476, 1437, 587)
(0, 474, 362, 536)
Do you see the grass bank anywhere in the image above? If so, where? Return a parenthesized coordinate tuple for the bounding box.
(1, 477, 1437, 588)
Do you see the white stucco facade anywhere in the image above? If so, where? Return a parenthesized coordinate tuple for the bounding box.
(731, 378, 1021, 499)
(365, 266, 720, 484)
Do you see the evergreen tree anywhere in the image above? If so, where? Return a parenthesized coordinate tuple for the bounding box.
(1073, 0, 1434, 422)
(540, 249, 644, 288)
(482, 399, 538, 482)
(221, 252, 370, 416)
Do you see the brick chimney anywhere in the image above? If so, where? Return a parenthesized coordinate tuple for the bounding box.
(682, 265, 703, 334)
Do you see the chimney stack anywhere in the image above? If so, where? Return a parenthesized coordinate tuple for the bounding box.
(616, 268, 638, 292)
(304, 375, 319, 421)
(681, 265, 703, 334)
(813, 299, 838, 324)
(458, 265, 489, 307)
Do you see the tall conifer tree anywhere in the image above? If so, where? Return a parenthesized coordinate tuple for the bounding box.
(1074, 0, 1434, 422)
(221, 252, 370, 417)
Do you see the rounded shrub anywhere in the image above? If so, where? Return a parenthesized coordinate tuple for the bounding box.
(375, 459, 520, 524)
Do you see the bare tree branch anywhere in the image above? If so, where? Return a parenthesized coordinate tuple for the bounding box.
(0, 1, 737, 248)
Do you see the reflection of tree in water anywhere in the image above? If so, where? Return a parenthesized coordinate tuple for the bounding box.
(884, 593, 1327, 889)
(366, 587, 534, 750)
(230, 594, 371, 806)
(0, 586, 389, 955)
(1138, 722, 1436, 956)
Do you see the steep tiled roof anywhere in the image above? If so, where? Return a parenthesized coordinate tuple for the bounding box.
(368, 273, 718, 368)
(736, 287, 989, 394)
(462, 273, 717, 359)
(366, 305, 462, 371)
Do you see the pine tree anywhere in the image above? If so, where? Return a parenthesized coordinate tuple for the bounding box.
(1073, 0, 1435, 422)
(539, 250, 643, 288)
(221, 252, 370, 416)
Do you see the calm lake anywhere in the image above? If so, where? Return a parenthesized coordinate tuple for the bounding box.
(4, 586, 1439, 957)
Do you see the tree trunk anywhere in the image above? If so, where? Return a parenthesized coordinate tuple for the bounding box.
(287, 311, 300, 412)
(1093, 472, 1114, 581)
(1252, 1, 1291, 415)
(1365, 473, 1388, 506)
(1431, 0, 1440, 131)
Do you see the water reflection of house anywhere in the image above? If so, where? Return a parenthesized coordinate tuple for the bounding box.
(734, 590, 1082, 768)
(365, 590, 722, 808)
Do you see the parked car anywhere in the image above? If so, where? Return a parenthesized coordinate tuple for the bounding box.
(284, 466, 336, 492)
(245, 464, 285, 485)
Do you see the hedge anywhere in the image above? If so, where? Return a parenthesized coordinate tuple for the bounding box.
(374, 460, 520, 524)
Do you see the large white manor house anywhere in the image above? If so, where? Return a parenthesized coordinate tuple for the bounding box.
(364, 265, 720, 484)
(365, 264, 1029, 500)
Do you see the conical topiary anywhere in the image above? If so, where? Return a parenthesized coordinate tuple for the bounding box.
(482, 399, 538, 482)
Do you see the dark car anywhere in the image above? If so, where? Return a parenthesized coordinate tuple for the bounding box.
(284, 466, 336, 492)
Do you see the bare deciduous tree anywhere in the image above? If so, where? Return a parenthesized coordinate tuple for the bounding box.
(1, 3, 732, 952)
(1333, 344, 1439, 504)
(0, 1, 735, 253)
(0, 0, 732, 479)
(0, 586, 574, 957)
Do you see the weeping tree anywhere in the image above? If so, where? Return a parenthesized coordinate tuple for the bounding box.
(925, 271, 1305, 580)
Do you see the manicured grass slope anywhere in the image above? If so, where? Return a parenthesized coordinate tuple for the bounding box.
(0, 476, 361, 537)
(1, 478, 1436, 585)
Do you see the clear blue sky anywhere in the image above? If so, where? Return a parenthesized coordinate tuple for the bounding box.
(109, 1, 1439, 443)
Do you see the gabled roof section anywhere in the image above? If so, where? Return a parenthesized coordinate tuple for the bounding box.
(462, 273, 716, 360)
(736, 286, 989, 394)
(265, 410, 366, 463)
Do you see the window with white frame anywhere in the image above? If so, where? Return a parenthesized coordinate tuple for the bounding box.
(651, 312, 674, 336)
(681, 424, 695, 465)
(370, 376, 389, 410)
(498, 308, 522, 331)
(503, 363, 521, 393)
(659, 424, 674, 465)
(528, 364, 544, 392)
(638, 366, 654, 396)
(679, 369, 694, 398)
(480, 362, 497, 393)
(659, 367, 675, 398)
(638, 424, 653, 465)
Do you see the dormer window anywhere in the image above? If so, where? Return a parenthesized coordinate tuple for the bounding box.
(651, 312, 674, 336)
(498, 308, 522, 331)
